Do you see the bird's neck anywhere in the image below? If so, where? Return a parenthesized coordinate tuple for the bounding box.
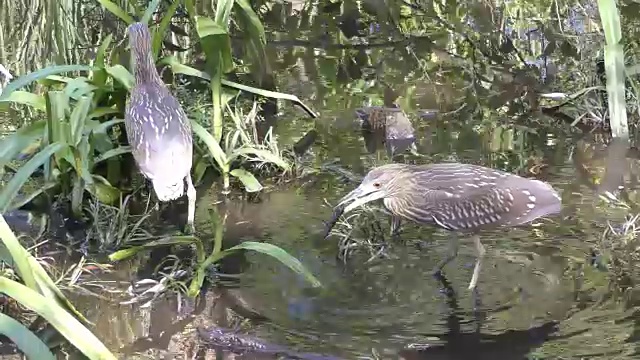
(133, 44, 162, 85)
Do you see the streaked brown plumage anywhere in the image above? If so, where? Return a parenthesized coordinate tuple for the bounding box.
(334, 163, 562, 289)
(125, 22, 196, 232)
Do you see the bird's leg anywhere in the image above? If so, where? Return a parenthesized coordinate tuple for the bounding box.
(185, 174, 196, 234)
(431, 236, 459, 276)
(390, 216, 402, 239)
(468, 235, 486, 290)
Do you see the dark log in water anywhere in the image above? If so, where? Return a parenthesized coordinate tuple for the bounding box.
(322, 205, 345, 239)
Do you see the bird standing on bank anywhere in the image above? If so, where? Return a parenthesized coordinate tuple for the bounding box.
(125, 22, 196, 233)
(331, 163, 562, 290)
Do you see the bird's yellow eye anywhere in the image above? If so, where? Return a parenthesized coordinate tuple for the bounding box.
(373, 182, 381, 188)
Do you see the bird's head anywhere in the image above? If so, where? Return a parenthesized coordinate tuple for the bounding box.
(336, 164, 409, 213)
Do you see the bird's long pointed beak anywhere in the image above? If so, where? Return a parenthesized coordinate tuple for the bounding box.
(336, 187, 385, 213)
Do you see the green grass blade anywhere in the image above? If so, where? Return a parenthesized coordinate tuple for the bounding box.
(8, 182, 58, 210)
(215, 0, 235, 25)
(0, 65, 94, 101)
(0, 277, 117, 360)
(158, 57, 316, 118)
(0, 312, 55, 360)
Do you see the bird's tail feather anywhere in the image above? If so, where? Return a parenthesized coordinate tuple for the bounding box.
(152, 179, 184, 201)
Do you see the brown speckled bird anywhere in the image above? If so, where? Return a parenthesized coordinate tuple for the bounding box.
(125, 22, 195, 233)
(334, 163, 562, 289)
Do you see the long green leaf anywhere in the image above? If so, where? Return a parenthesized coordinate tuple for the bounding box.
(0, 313, 55, 360)
(106, 65, 134, 90)
(69, 95, 94, 146)
(233, 147, 290, 170)
(8, 182, 58, 211)
(158, 57, 316, 117)
(597, 0, 629, 139)
(203, 241, 322, 288)
(230, 168, 263, 192)
(0, 65, 94, 101)
(152, 0, 181, 59)
(0, 91, 46, 111)
(159, 56, 211, 80)
(215, 0, 235, 25)
(222, 79, 317, 118)
(0, 120, 45, 169)
(0, 143, 67, 213)
(95, 34, 113, 68)
(0, 277, 117, 360)
(94, 146, 131, 164)
(190, 119, 228, 171)
(141, 0, 162, 24)
(0, 216, 38, 292)
(97, 0, 134, 24)
(109, 236, 202, 261)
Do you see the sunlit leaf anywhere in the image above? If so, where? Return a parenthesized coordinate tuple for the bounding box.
(0, 65, 94, 102)
(106, 65, 134, 90)
(0, 277, 117, 360)
(94, 146, 131, 164)
(190, 119, 228, 171)
(230, 168, 263, 192)
(233, 147, 290, 170)
(97, 0, 134, 24)
(88, 175, 122, 204)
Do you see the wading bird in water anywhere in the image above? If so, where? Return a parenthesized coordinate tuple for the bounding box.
(326, 163, 562, 289)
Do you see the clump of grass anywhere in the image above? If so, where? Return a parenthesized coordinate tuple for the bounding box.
(598, 214, 640, 301)
(85, 194, 155, 251)
(326, 203, 393, 263)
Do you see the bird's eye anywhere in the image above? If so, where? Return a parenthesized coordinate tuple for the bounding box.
(373, 182, 381, 188)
